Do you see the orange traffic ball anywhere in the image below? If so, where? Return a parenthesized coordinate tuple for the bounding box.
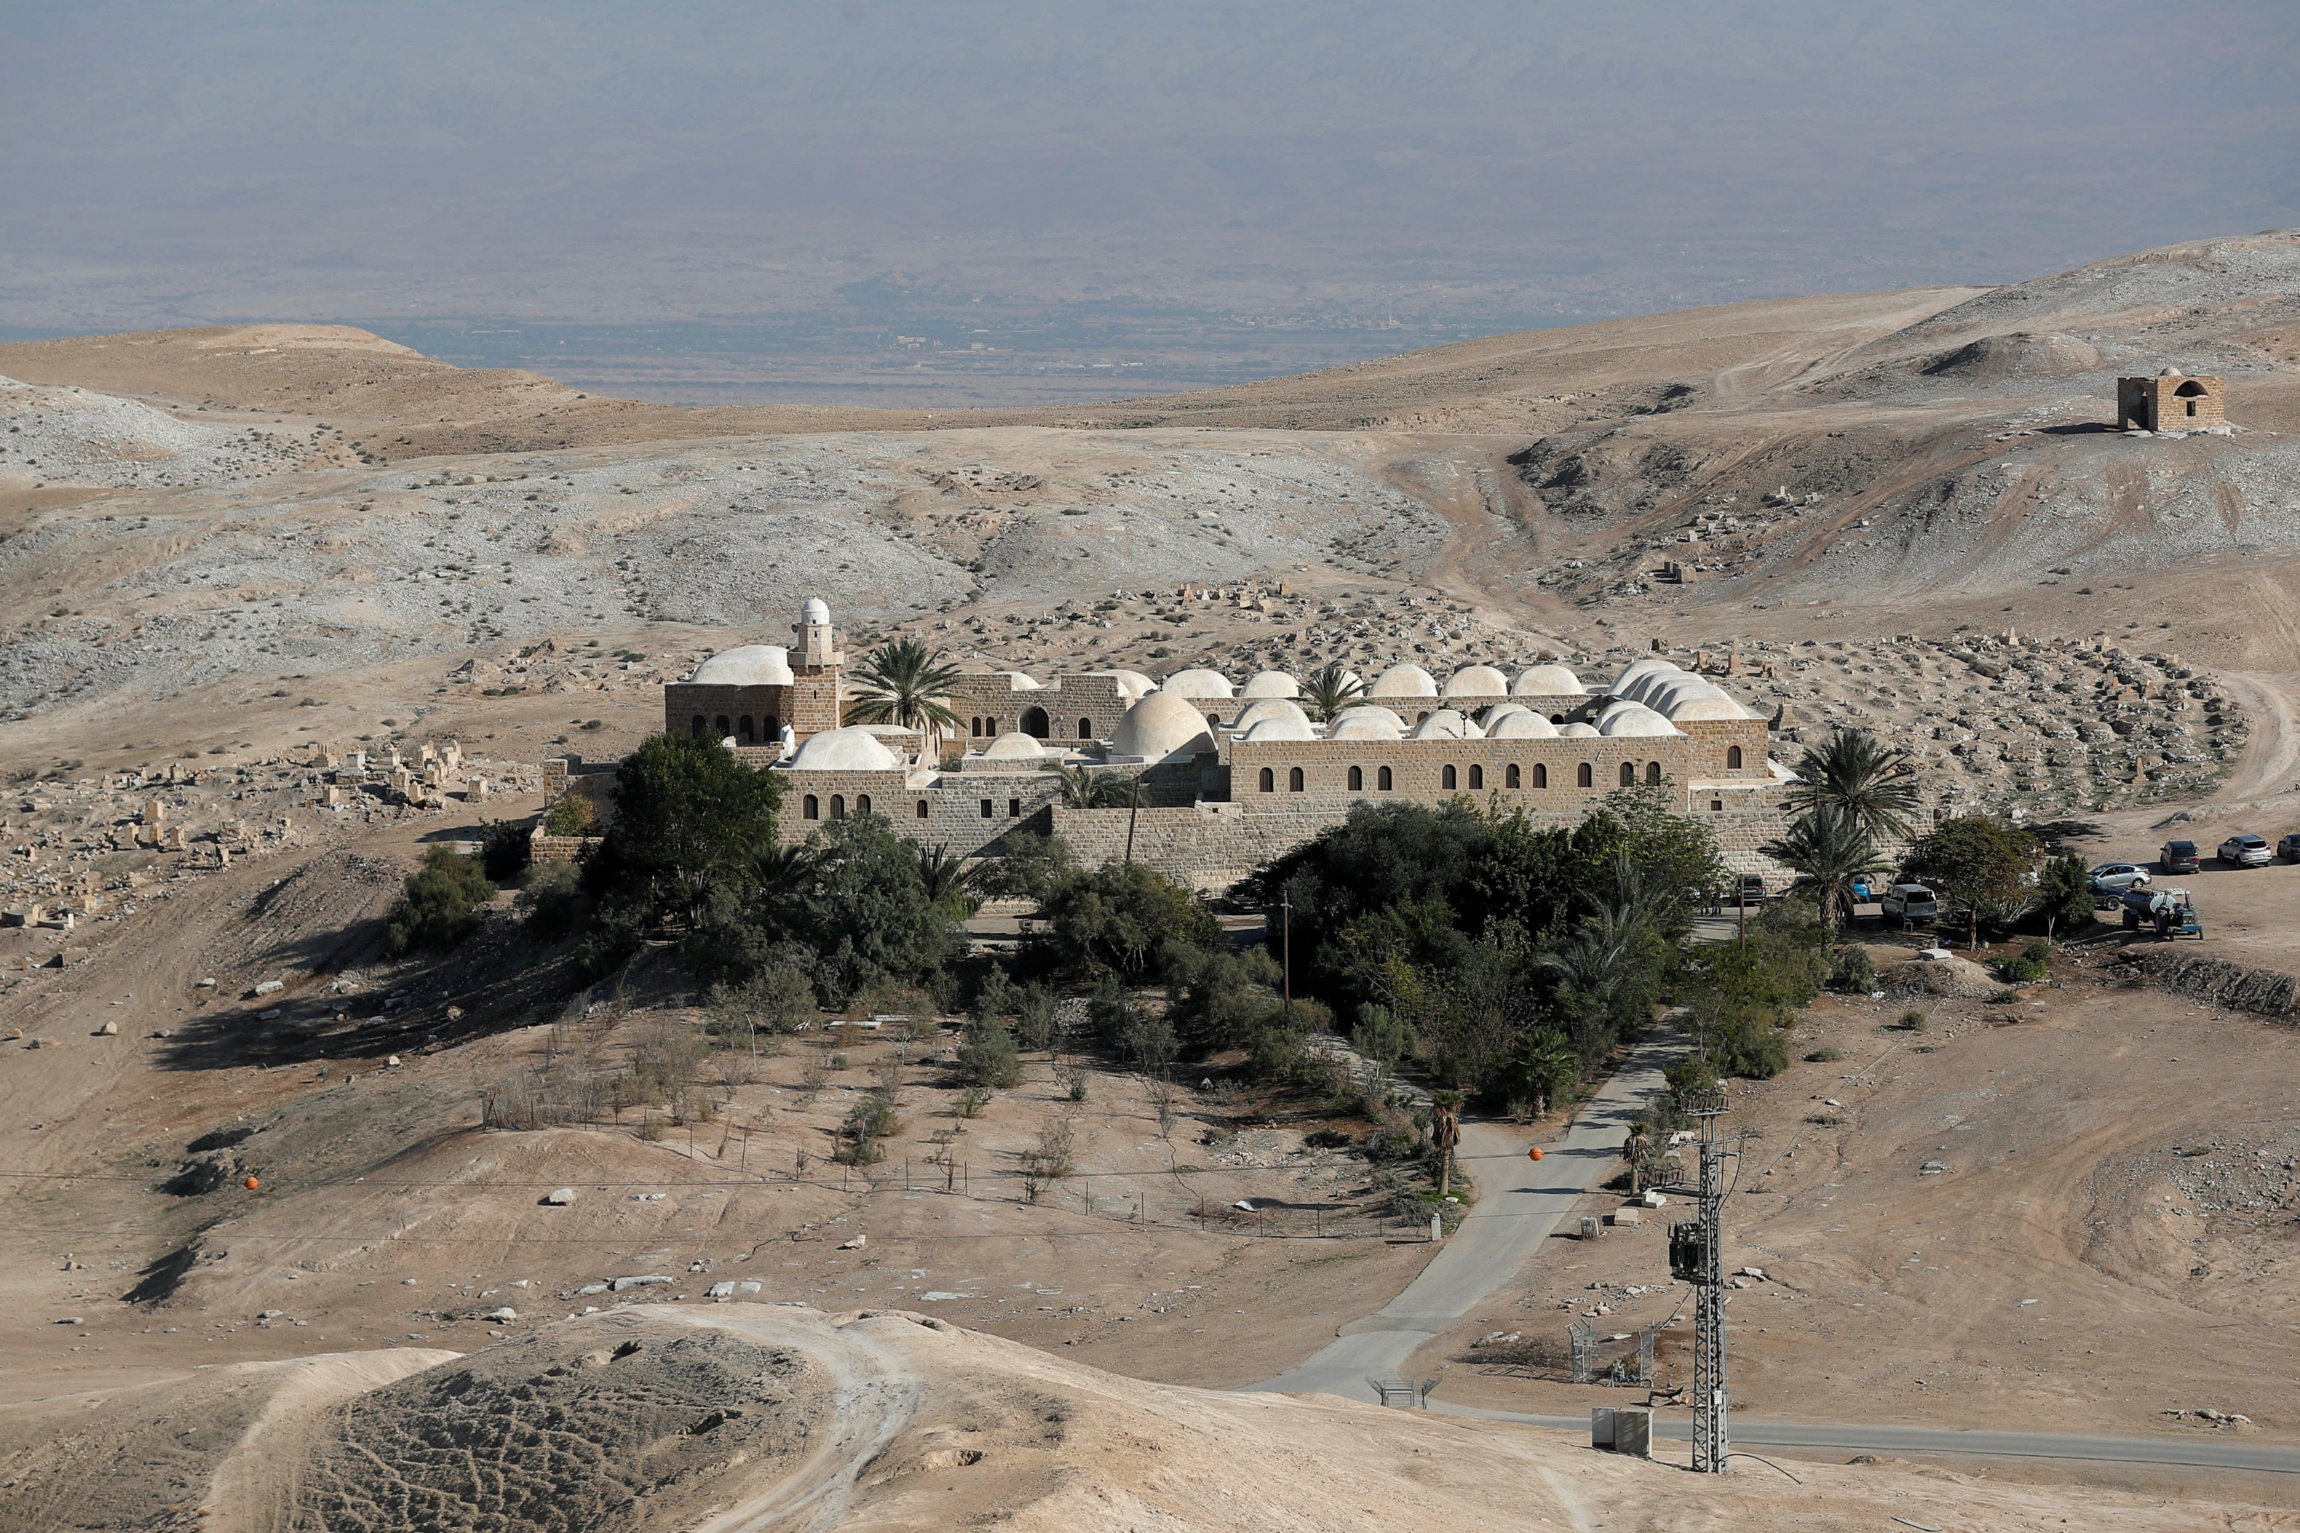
(243, 1176, 261, 1191)
(1527, 1147, 1545, 1161)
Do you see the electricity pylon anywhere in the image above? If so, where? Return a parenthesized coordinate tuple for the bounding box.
(1668, 1091, 1731, 1472)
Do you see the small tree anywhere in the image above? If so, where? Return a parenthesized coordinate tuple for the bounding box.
(1301, 663, 1366, 722)
(586, 732, 782, 929)
(845, 637, 961, 733)
(1904, 815, 2038, 950)
(477, 818, 534, 882)
(955, 1016, 1024, 1089)
(2034, 851, 2095, 939)
(384, 846, 497, 956)
(1763, 807, 1879, 936)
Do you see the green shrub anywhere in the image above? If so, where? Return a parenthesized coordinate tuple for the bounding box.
(1894, 1009, 1929, 1032)
(955, 1016, 1023, 1089)
(1827, 945, 1877, 994)
(1803, 1046, 1845, 1063)
(517, 859, 587, 941)
(384, 846, 496, 957)
(477, 818, 533, 882)
(541, 795, 595, 837)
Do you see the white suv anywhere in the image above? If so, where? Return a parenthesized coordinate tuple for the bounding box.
(2219, 834, 2272, 867)
(2088, 862, 2152, 893)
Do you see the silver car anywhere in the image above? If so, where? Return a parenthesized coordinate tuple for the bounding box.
(2219, 834, 2272, 867)
(2088, 861, 2152, 894)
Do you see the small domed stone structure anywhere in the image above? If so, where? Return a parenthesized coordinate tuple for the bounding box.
(1113, 691, 1218, 763)
(1369, 663, 1439, 699)
(1161, 668, 1235, 699)
(1241, 671, 1301, 699)
(787, 726, 903, 772)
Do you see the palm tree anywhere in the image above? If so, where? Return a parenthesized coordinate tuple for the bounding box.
(1762, 806, 1879, 935)
(1043, 761, 1138, 809)
(915, 843, 983, 915)
(1300, 662, 1365, 722)
(845, 637, 961, 733)
(1783, 727, 1921, 846)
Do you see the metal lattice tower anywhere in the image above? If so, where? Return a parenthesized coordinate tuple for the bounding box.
(1666, 1091, 1731, 1473)
(1690, 1101, 1730, 1472)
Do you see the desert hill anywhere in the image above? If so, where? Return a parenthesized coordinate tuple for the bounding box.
(1, 1305, 2287, 1532)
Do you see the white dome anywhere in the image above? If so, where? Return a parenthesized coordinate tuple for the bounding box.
(1000, 670, 1043, 692)
(1409, 708, 1471, 740)
(1241, 670, 1300, 699)
(2158, 367, 2185, 378)
(1330, 703, 1407, 733)
(1369, 663, 1439, 698)
(1488, 711, 1561, 739)
(1444, 664, 1510, 699)
(1233, 697, 1312, 733)
(1480, 702, 1534, 728)
(689, 644, 794, 686)
(980, 731, 1047, 761)
(1598, 704, 1681, 738)
(1113, 692, 1217, 762)
(1665, 695, 1753, 721)
(1161, 668, 1234, 699)
(1611, 657, 1676, 695)
(1644, 677, 1723, 712)
(787, 726, 901, 771)
(1559, 722, 1601, 738)
(802, 598, 831, 625)
(1329, 710, 1406, 740)
(1239, 716, 1318, 743)
(1513, 663, 1584, 696)
(1095, 669, 1157, 701)
(1619, 666, 1693, 704)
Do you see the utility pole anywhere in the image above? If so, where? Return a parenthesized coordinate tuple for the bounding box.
(1122, 774, 1141, 868)
(1280, 888, 1293, 1020)
(1668, 1091, 1731, 1473)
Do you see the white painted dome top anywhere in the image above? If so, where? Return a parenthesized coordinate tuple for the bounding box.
(689, 644, 794, 686)
(1611, 657, 1676, 694)
(786, 725, 901, 771)
(1369, 663, 1439, 698)
(1329, 710, 1406, 740)
(1559, 722, 1601, 738)
(1241, 670, 1301, 699)
(1488, 711, 1561, 739)
(1232, 697, 1312, 733)
(1239, 716, 1319, 743)
(1444, 664, 1510, 699)
(1000, 670, 1043, 691)
(1618, 665, 1693, 704)
(802, 597, 831, 625)
(980, 731, 1047, 760)
(1094, 669, 1157, 701)
(1409, 708, 1472, 740)
(1113, 691, 1218, 762)
(1664, 694, 1754, 721)
(1598, 704, 1682, 738)
(2159, 366, 2185, 378)
(1513, 663, 1584, 695)
(1480, 702, 1534, 728)
(1161, 667, 1235, 699)
(1330, 703, 1407, 734)
(1643, 676, 1723, 712)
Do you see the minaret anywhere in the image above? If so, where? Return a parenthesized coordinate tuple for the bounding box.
(789, 597, 845, 738)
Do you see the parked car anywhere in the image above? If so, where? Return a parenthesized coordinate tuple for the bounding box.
(1881, 883, 1939, 928)
(2278, 833, 2300, 862)
(2159, 839, 2201, 874)
(2219, 833, 2272, 868)
(1733, 873, 1768, 906)
(2088, 862, 2153, 894)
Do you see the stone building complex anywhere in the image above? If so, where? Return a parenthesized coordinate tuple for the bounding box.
(555, 599, 1793, 890)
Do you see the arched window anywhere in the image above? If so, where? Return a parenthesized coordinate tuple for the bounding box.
(1348, 765, 1364, 791)
(1259, 766, 1276, 793)
(830, 793, 846, 818)
(691, 715, 707, 738)
(803, 794, 820, 820)
(971, 717, 984, 737)
(1468, 764, 1484, 790)
(1020, 706, 1050, 739)
(1417, 712, 1431, 725)
(1378, 765, 1394, 791)
(1288, 766, 1305, 792)
(1726, 745, 1743, 770)
(856, 794, 872, 815)
(1505, 763, 1520, 788)
(764, 715, 781, 742)
(1620, 762, 1636, 787)
(1646, 761, 1663, 785)
(715, 714, 731, 738)
(1079, 717, 1094, 739)
(1576, 763, 1593, 788)
(1550, 714, 1566, 725)
(916, 799, 930, 819)
(739, 715, 755, 742)
(1533, 763, 1547, 789)
(1441, 764, 1458, 789)
(1207, 713, 1221, 727)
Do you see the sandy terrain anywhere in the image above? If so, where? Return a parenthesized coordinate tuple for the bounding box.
(5, 230, 2300, 1524)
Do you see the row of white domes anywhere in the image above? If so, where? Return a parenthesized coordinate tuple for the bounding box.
(1157, 662, 1583, 701)
(1109, 691, 1690, 762)
(1605, 659, 1756, 722)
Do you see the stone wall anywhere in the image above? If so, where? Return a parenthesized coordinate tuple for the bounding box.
(1226, 735, 1734, 811)
(950, 672, 1133, 745)
(777, 766, 1062, 858)
(664, 681, 792, 744)
(2118, 375, 2227, 431)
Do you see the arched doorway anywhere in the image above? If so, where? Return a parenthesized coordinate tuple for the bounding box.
(1019, 705, 1050, 739)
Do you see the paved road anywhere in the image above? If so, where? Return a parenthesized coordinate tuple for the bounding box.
(1246, 1031, 1676, 1402)
(1433, 1402, 2300, 1475)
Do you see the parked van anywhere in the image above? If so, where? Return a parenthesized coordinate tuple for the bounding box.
(1881, 883, 1939, 928)
(2159, 840, 2200, 874)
